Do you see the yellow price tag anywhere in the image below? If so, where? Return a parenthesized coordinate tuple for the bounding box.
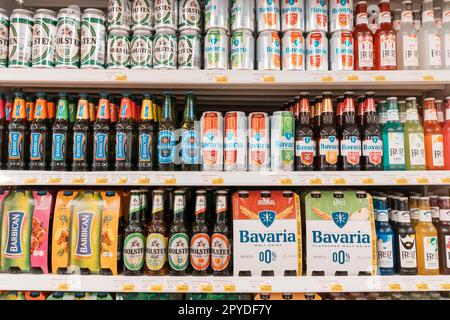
(212, 178, 224, 185)
(263, 75, 276, 83)
(422, 75, 435, 81)
(57, 283, 70, 290)
(388, 283, 401, 291)
(149, 284, 163, 292)
(122, 284, 135, 292)
(201, 285, 213, 293)
(118, 177, 128, 184)
(48, 177, 62, 184)
(416, 178, 429, 184)
(334, 178, 346, 185)
(374, 75, 386, 81)
(416, 283, 429, 290)
(95, 177, 108, 184)
(165, 178, 177, 185)
(346, 75, 359, 81)
(441, 177, 450, 183)
(215, 76, 229, 83)
(440, 283, 450, 290)
(115, 74, 128, 81)
(310, 178, 322, 185)
(362, 178, 374, 185)
(138, 178, 151, 184)
(176, 284, 189, 292)
(330, 284, 343, 292)
(395, 178, 408, 184)
(223, 284, 236, 292)
(24, 178, 37, 184)
(321, 76, 334, 82)
(72, 178, 85, 184)
(260, 285, 272, 292)
(280, 178, 292, 185)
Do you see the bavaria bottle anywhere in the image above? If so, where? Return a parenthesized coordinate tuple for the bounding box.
(295, 92, 315, 170)
(211, 190, 232, 276)
(339, 92, 362, 170)
(316, 93, 338, 170)
(157, 93, 177, 171)
(438, 196, 450, 274)
(443, 96, 450, 169)
(442, 0, 450, 69)
(92, 93, 113, 171)
(423, 98, 445, 170)
(138, 94, 156, 171)
(395, 197, 418, 275)
(51, 93, 72, 171)
(29, 93, 51, 170)
(354, 1, 374, 70)
(123, 191, 145, 275)
(312, 96, 322, 134)
(376, 197, 396, 275)
(397, 0, 419, 70)
(356, 95, 365, 129)
(382, 97, 405, 170)
(374, 0, 397, 70)
(180, 94, 200, 171)
(419, 0, 442, 69)
(0, 95, 7, 169)
(190, 190, 211, 276)
(362, 92, 383, 170)
(335, 96, 344, 130)
(7, 92, 29, 170)
(72, 94, 92, 171)
(404, 97, 426, 170)
(115, 94, 138, 171)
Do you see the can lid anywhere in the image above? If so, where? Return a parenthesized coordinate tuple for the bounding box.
(344, 91, 354, 96)
(436, 100, 443, 103)
(322, 92, 333, 96)
(424, 97, 435, 101)
(405, 97, 417, 101)
(356, 1, 368, 4)
(180, 29, 201, 36)
(35, 8, 57, 17)
(83, 8, 105, 17)
(110, 26, 131, 35)
(419, 196, 430, 200)
(58, 7, 81, 19)
(401, 0, 412, 3)
(196, 189, 207, 194)
(133, 28, 153, 36)
(156, 27, 177, 34)
(12, 8, 34, 16)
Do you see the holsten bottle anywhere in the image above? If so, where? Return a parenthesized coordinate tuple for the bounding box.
(395, 197, 418, 275)
(382, 97, 405, 170)
(404, 97, 426, 170)
(123, 191, 145, 275)
(375, 197, 396, 275)
(419, 0, 442, 69)
(190, 190, 211, 276)
(397, 0, 419, 70)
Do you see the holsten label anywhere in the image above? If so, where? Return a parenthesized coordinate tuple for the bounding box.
(123, 233, 145, 271)
(190, 233, 211, 271)
(145, 233, 167, 271)
(211, 233, 231, 271)
(168, 233, 189, 271)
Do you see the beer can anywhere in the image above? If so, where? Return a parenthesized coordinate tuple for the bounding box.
(153, 28, 177, 69)
(257, 0, 281, 32)
(32, 9, 57, 68)
(205, 0, 230, 32)
(231, 0, 255, 32)
(330, 30, 353, 71)
(306, 31, 328, 70)
(81, 8, 107, 69)
(107, 26, 131, 69)
(200, 111, 224, 171)
(154, 0, 178, 31)
(231, 30, 255, 70)
(55, 8, 81, 69)
(306, 0, 328, 33)
(131, 0, 154, 31)
(257, 30, 281, 70)
(108, 0, 131, 30)
(330, 0, 352, 32)
(8, 9, 34, 68)
(178, 0, 202, 32)
(248, 112, 270, 171)
(178, 30, 201, 70)
(204, 28, 229, 70)
(131, 28, 153, 69)
(0, 8, 8, 68)
(224, 111, 248, 171)
(281, 0, 305, 32)
(282, 30, 305, 70)
(271, 111, 295, 171)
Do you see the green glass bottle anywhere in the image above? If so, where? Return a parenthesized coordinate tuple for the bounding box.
(382, 97, 405, 170)
(404, 97, 426, 170)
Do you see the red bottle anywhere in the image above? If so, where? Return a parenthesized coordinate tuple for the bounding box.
(443, 97, 450, 169)
(354, 1, 374, 70)
(374, 0, 397, 70)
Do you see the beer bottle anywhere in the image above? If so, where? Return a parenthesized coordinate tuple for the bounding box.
(211, 190, 232, 276)
(395, 197, 418, 275)
(0, 94, 8, 169)
(375, 197, 395, 275)
(168, 190, 190, 275)
(382, 97, 405, 170)
(339, 92, 362, 170)
(7, 92, 29, 170)
(437, 196, 450, 275)
(68, 95, 77, 125)
(51, 93, 72, 171)
(316, 92, 338, 170)
(123, 190, 145, 275)
(335, 96, 344, 131)
(180, 93, 200, 171)
(312, 95, 322, 133)
(115, 93, 138, 171)
(362, 92, 383, 170)
(138, 93, 156, 171)
(29, 93, 51, 170)
(356, 95, 365, 128)
(145, 189, 169, 275)
(404, 97, 426, 170)
(295, 92, 315, 171)
(423, 98, 445, 170)
(92, 93, 113, 171)
(190, 190, 211, 276)
(25, 95, 35, 123)
(72, 94, 92, 171)
(416, 196, 439, 275)
(157, 93, 177, 171)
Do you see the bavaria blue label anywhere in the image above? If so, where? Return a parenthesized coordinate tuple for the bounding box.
(30, 132, 42, 160)
(157, 130, 176, 164)
(52, 133, 65, 161)
(115, 132, 126, 161)
(139, 133, 152, 162)
(8, 131, 22, 159)
(73, 132, 86, 161)
(259, 210, 276, 228)
(75, 212, 94, 257)
(332, 211, 349, 229)
(5, 211, 25, 257)
(94, 133, 107, 161)
(181, 130, 200, 164)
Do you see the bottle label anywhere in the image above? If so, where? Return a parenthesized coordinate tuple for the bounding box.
(8, 131, 23, 160)
(377, 234, 394, 268)
(380, 33, 396, 67)
(152, 194, 164, 213)
(340, 136, 361, 165)
(4, 211, 25, 256)
(115, 132, 127, 161)
(445, 34, 450, 67)
(190, 233, 211, 271)
(195, 196, 206, 215)
(145, 233, 167, 271)
(123, 233, 145, 271)
(411, 208, 420, 221)
(424, 109, 438, 121)
(420, 209, 432, 222)
(139, 133, 152, 162)
(398, 234, 417, 269)
(378, 112, 387, 125)
(52, 133, 65, 161)
(379, 11, 391, 24)
(446, 235, 450, 268)
(174, 196, 185, 214)
(428, 33, 441, 66)
(423, 236, 439, 270)
(362, 136, 383, 165)
(431, 134, 444, 167)
(408, 133, 426, 166)
(406, 107, 419, 121)
(73, 132, 86, 161)
(356, 13, 368, 25)
(295, 137, 316, 166)
(30, 132, 43, 161)
(94, 133, 107, 161)
(168, 233, 189, 271)
(211, 233, 231, 272)
(431, 206, 440, 219)
(181, 129, 200, 165)
(357, 34, 374, 68)
(444, 9, 450, 24)
(387, 108, 399, 121)
(422, 10, 434, 23)
(440, 209, 450, 222)
(397, 210, 411, 223)
(387, 132, 405, 165)
(319, 136, 339, 165)
(157, 130, 176, 164)
(402, 34, 419, 67)
(401, 10, 413, 23)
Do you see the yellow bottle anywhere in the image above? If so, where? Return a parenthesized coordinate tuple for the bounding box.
(415, 197, 439, 275)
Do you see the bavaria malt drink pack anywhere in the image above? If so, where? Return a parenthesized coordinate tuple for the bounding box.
(302, 190, 377, 276)
(232, 190, 302, 276)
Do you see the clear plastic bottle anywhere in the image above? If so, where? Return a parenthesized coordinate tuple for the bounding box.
(419, 0, 442, 69)
(397, 0, 419, 70)
(441, 0, 450, 69)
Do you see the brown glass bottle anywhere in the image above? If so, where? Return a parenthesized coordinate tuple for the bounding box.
(138, 93, 156, 171)
(295, 92, 315, 171)
(190, 189, 211, 276)
(356, 95, 365, 128)
(7, 92, 29, 170)
(335, 96, 344, 131)
(312, 95, 322, 134)
(92, 93, 113, 171)
(115, 93, 138, 171)
(180, 93, 200, 171)
(211, 190, 232, 276)
(29, 93, 51, 170)
(316, 92, 338, 170)
(339, 92, 362, 170)
(51, 93, 72, 171)
(123, 191, 145, 275)
(157, 93, 177, 171)
(362, 92, 383, 170)
(72, 93, 92, 171)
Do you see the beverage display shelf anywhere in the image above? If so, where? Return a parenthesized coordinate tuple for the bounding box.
(0, 170, 449, 187)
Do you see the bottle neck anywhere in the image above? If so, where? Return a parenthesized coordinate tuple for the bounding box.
(195, 194, 207, 222)
(173, 195, 186, 222)
(12, 97, 26, 119)
(0, 98, 4, 119)
(422, 2, 435, 24)
(423, 101, 438, 124)
(162, 96, 174, 121)
(401, 5, 413, 24)
(56, 99, 69, 121)
(215, 195, 227, 223)
(76, 99, 90, 120)
(356, 9, 369, 27)
(96, 98, 111, 121)
(141, 98, 154, 121)
(119, 97, 133, 120)
(183, 96, 195, 122)
(129, 195, 141, 222)
(379, 3, 392, 26)
(34, 98, 48, 120)
(152, 194, 164, 222)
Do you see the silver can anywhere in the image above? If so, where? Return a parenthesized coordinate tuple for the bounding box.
(107, 26, 131, 69)
(178, 31, 201, 70)
(256, 0, 281, 32)
(204, 28, 229, 70)
(248, 112, 270, 171)
(153, 28, 177, 69)
(271, 111, 295, 171)
(0, 8, 8, 67)
(131, 28, 153, 69)
(224, 111, 248, 171)
(178, 0, 202, 32)
(281, 0, 305, 32)
(306, 30, 328, 70)
(81, 8, 106, 69)
(32, 9, 57, 68)
(306, 0, 328, 33)
(329, 0, 352, 32)
(282, 30, 305, 70)
(205, 0, 229, 32)
(231, 30, 254, 70)
(200, 111, 224, 171)
(132, 0, 154, 31)
(231, 0, 256, 32)
(108, 0, 131, 30)
(8, 9, 34, 68)
(55, 8, 81, 69)
(257, 30, 281, 70)
(330, 30, 353, 71)
(154, 0, 178, 31)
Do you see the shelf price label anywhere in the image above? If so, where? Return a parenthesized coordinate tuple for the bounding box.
(361, 178, 374, 185)
(334, 178, 346, 185)
(138, 177, 151, 184)
(165, 178, 177, 185)
(115, 74, 128, 81)
(72, 177, 85, 184)
(95, 177, 108, 184)
(215, 76, 228, 83)
(263, 75, 276, 83)
(422, 75, 435, 81)
(176, 284, 189, 293)
(416, 177, 429, 184)
(374, 75, 386, 81)
(321, 76, 334, 82)
(310, 178, 322, 185)
(330, 284, 343, 292)
(201, 284, 214, 293)
(223, 284, 236, 292)
(24, 177, 37, 184)
(48, 177, 62, 184)
(415, 283, 429, 290)
(279, 178, 292, 185)
(149, 284, 163, 292)
(56, 283, 70, 291)
(260, 285, 272, 292)
(346, 75, 359, 81)
(440, 283, 450, 290)
(212, 178, 224, 185)
(122, 284, 135, 292)
(388, 283, 401, 291)
(441, 177, 450, 184)
(395, 178, 408, 184)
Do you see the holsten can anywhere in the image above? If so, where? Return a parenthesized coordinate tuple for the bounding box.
(204, 28, 228, 70)
(178, 0, 202, 32)
(81, 8, 107, 69)
(231, 30, 255, 70)
(306, 0, 328, 32)
(231, 0, 255, 32)
(330, 0, 353, 32)
(257, 0, 281, 32)
(107, 26, 131, 69)
(0, 8, 8, 67)
(132, 0, 154, 31)
(205, 0, 229, 32)
(224, 111, 248, 171)
(330, 30, 353, 71)
(248, 112, 270, 171)
(200, 111, 224, 171)
(271, 111, 295, 171)
(131, 28, 153, 69)
(108, 0, 131, 30)
(257, 30, 281, 70)
(153, 28, 177, 69)
(32, 9, 57, 68)
(154, 0, 178, 31)
(282, 30, 305, 70)
(178, 31, 202, 70)
(306, 31, 328, 71)
(281, 0, 305, 32)
(9, 9, 34, 68)
(55, 8, 81, 69)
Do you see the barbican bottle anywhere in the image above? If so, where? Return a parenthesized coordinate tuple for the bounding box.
(190, 190, 211, 276)
(180, 93, 200, 171)
(93, 93, 113, 171)
(382, 97, 405, 170)
(339, 92, 362, 171)
(7, 92, 29, 170)
(72, 94, 92, 172)
(362, 92, 383, 170)
(51, 93, 72, 171)
(138, 93, 156, 171)
(29, 93, 51, 170)
(316, 93, 338, 170)
(395, 197, 418, 275)
(157, 93, 177, 171)
(295, 92, 315, 171)
(404, 97, 426, 170)
(211, 190, 231, 276)
(115, 93, 138, 171)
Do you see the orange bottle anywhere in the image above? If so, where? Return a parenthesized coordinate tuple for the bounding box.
(423, 98, 445, 170)
(443, 96, 450, 169)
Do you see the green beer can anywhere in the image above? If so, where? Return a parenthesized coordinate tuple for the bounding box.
(107, 26, 131, 69)
(81, 8, 106, 69)
(55, 7, 81, 69)
(32, 9, 57, 68)
(130, 28, 153, 69)
(153, 28, 177, 69)
(8, 9, 34, 68)
(0, 8, 9, 68)
(177, 30, 201, 70)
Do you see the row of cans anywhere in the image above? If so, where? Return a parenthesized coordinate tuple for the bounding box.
(202, 110, 295, 171)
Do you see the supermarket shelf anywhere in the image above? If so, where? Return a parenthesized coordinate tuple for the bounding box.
(1, 170, 450, 187)
(0, 274, 448, 293)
